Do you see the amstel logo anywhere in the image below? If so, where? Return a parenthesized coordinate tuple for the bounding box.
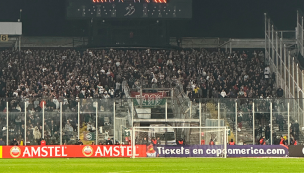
(10, 146, 21, 158)
(82, 146, 93, 157)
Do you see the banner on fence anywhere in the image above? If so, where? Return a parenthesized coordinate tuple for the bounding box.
(1, 145, 146, 158)
(130, 92, 167, 106)
(289, 145, 304, 157)
(143, 145, 289, 158)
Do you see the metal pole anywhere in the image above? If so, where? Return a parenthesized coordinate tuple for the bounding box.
(199, 102, 201, 144)
(264, 13, 267, 63)
(275, 32, 279, 87)
(302, 71, 304, 126)
(280, 37, 283, 87)
(42, 102, 44, 139)
(96, 102, 98, 145)
(224, 127, 227, 158)
(132, 126, 136, 158)
(252, 102, 255, 145)
(78, 102, 80, 140)
(288, 51, 291, 98)
(284, 44, 287, 96)
(288, 102, 290, 145)
(189, 101, 192, 118)
(218, 102, 220, 126)
(60, 102, 62, 145)
(6, 102, 8, 146)
(165, 99, 168, 121)
(229, 40, 232, 53)
(293, 57, 295, 97)
(218, 101, 220, 141)
(113, 102, 116, 143)
(302, 16, 304, 55)
(270, 102, 273, 145)
(297, 64, 300, 121)
(19, 36, 21, 51)
(24, 102, 27, 146)
(235, 101, 238, 145)
(269, 25, 275, 65)
(131, 102, 134, 128)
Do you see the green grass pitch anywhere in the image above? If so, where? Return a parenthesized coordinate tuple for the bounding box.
(1, 158, 304, 173)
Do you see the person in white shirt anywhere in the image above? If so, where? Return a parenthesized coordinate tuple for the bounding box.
(264, 65, 270, 79)
(109, 88, 115, 98)
(221, 90, 227, 98)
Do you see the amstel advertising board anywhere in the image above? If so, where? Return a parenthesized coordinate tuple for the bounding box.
(0, 145, 146, 159)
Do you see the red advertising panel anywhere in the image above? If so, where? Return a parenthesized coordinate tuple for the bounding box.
(2, 145, 146, 158)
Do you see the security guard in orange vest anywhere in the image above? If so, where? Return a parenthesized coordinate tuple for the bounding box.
(229, 139, 235, 145)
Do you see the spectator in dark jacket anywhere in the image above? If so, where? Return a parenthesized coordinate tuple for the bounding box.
(276, 88, 283, 97)
(10, 138, 18, 146)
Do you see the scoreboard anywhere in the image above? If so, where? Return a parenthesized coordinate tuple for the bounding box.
(66, 0, 192, 19)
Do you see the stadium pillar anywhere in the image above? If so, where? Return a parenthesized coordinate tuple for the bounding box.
(42, 102, 44, 139)
(252, 102, 255, 145)
(288, 102, 290, 145)
(78, 102, 80, 139)
(235, 101, 237, 145)
(114, 102, 116, 143)
(60, 102, 62, 145)
(24, 102, 27, 146)
(96, 102, 98, 145)
(6, 102, 8, 146)
(270, 102, 272, 145)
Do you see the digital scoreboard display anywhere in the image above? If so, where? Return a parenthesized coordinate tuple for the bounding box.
(66, 0, 192, 19)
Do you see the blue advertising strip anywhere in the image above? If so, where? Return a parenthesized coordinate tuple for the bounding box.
(227, 145, 289, 157)
(146, 145, 289, 158)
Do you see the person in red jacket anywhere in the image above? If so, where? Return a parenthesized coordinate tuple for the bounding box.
(209, 139, 214, 145)
(151, 138, 158, 145)
(279, 136, 285, 145)
(259, 136, 266, 145)
(229, 139, 235, 145)
(294, 139, 298, 145)
(177, 139, 184, 145)
(40, 138, 46, 146)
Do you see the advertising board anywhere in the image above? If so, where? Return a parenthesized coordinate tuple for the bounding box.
(1, 145, 146, 159)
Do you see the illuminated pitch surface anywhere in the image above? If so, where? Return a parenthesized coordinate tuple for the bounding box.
(1, 158, 304, 172)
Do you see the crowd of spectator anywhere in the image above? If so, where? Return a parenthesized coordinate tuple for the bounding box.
(0, 48, 289, 145)
(0, 48, 281, 100)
